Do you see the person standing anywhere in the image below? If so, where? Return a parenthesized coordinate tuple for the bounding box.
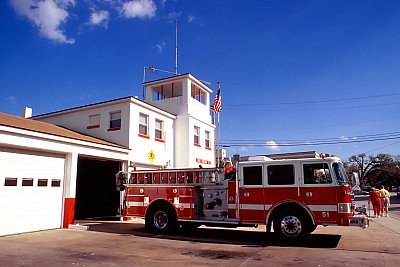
(368, 187, 381, 218)
(379, 185, 391, 217)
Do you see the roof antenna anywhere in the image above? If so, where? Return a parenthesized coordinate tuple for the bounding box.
(175, 18, 178, 75)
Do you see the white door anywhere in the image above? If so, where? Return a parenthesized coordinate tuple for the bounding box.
(0, 148, 65, 236)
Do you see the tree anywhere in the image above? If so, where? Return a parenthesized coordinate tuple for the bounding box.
(346, 153, 400, 188)
(347, 153, 372, 186)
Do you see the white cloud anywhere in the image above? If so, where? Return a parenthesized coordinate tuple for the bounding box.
(166, 11, 181, 22)
(5, 96, 17, 104)
(188, 14, 195, 23)
(265, 140, 280, 151)
(89, 10, 109, 28)
(121, 0, 156, 19)
(10, 0, 75, 44)
(154, 41, 166, 52)
(9, 0, 162, 43)
(340, 135, 358, 141)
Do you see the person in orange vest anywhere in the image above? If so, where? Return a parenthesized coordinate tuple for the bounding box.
(368, 187, 381, 218)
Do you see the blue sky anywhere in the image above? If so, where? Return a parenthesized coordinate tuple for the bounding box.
(1, 0, 400, 160)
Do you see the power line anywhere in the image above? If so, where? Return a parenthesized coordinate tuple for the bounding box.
(223, 130, 400, 143)
(226, 101, 400, 112)
(223, 115, 400, 133)
(224, 92, 400, 107)
(221, 132, 400, 147)
(364, 140, 400, 154)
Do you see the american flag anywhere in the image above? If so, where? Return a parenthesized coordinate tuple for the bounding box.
(212, 83, 222, 113)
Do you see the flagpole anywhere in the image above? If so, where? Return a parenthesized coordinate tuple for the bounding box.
(214, 110, 218, 168)
(212, 82, 222, 168)
(218, 111, 221, 168)
(217, 82, 221, 168)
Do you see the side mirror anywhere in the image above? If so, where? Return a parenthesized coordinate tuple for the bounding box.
(116, 172, 127, 191)
(351, 172, 360, 186)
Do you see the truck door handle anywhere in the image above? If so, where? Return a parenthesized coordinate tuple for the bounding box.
(306, 192, 313, 197)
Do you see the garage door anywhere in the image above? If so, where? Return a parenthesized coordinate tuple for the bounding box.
(0, 148, 65, 236)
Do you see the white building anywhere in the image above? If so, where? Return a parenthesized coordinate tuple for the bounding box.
(0, 73, 217, 236)
(34, 74, 216, 169)
(0, 112, 130, 236)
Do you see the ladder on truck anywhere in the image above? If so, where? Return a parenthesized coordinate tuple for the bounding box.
(116, 168, 224, 187)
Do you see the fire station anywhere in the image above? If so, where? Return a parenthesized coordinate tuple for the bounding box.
(0, 74, 216, 236)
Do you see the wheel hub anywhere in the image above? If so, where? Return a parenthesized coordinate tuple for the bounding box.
(154, 211, 168, 229)
(280, 215, 302, 237)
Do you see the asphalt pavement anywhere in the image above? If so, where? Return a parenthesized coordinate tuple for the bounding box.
(0, 194, 399, 267)
(354, 192, 400, 234)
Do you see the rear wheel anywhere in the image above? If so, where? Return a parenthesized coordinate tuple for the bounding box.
(145, 204, 177, 234)
(273, 210, 311, 239)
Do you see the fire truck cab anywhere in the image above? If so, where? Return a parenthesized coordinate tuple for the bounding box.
(116, 154, 368, 239)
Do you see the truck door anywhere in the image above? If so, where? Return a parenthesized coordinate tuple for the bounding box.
(238, 164, 265, 223)
(300, 162, 337, 223)
(263, 162, 302, 223)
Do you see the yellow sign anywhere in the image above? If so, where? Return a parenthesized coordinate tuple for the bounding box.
(148, 149, 156, 163)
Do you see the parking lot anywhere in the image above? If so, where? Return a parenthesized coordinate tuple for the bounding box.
(0, 195, 399, 267)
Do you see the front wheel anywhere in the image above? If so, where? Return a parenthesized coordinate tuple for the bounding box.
(145, 205, 177, 234)
(273, 210, 310, 239)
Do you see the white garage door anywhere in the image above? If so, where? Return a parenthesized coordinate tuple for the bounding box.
(0, 148, 65, 236)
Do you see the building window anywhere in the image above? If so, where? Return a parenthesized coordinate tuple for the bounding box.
(205, 130, 211, 149)
(87, 114, 100, 129)
(151, 82, 182, 100)
(194, 126, 200, 146)
(51, 179, 61, 187)
(38, 179, 48, 187)
(155, 119, 164, 141)
(191, 84, 206, 104)
(109, 111, 121, 131)
(22, 178, 34, 186)
(4, 178, 17, 186)
(139, 113, 149, 137)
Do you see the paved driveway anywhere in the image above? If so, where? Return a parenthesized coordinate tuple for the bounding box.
(1, 196, 399, 267)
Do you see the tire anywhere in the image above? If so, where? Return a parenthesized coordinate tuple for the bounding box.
(145, 204, 177, 234)
(273, 210, 311, 240)
(307, 224, 317, 234)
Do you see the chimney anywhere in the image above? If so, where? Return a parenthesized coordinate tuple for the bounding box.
(23, 107, 32, 118)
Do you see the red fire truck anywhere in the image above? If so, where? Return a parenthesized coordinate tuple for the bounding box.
(116, 154, 368, 239)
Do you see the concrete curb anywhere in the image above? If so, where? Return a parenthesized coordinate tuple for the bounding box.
(68, 224, 89, 231)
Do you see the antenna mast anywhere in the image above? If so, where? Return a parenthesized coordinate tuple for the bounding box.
(175, 18, 178, 75)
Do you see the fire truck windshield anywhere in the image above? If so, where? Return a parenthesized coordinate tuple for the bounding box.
(333, 162, 349, 185)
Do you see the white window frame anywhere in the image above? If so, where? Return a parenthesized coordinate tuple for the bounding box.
(109, 111, 121, 129)
(155, 119, 164, 140)
(194, 126, 200, 146)
(88, 114, 100, 129)
(205, 130, 210, 149)
(139, 113, 149, 136)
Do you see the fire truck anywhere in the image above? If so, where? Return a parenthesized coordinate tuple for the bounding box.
(116, 154, 368, 239)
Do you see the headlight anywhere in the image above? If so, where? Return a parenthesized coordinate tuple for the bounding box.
(338, 203, 351, 213)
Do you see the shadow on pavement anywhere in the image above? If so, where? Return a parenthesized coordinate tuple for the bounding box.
(82, 221, 341, 249)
